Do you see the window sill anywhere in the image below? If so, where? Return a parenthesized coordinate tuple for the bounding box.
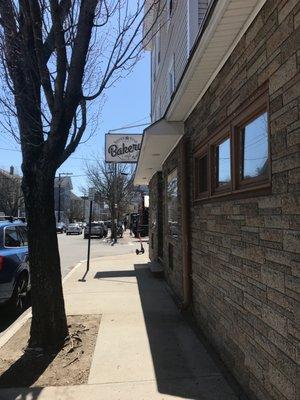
(193, 182, 271, 204)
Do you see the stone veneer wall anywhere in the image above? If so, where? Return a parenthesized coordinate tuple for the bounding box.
(182, 1, 299, 399)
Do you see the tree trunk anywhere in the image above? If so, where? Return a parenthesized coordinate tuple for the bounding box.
(22, 168, 68, 351)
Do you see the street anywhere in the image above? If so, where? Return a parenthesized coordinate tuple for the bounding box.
(0, 231, 144, 335)
(58, 231, 139, 277)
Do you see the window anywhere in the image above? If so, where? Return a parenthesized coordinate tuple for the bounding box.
(212, 135, 231, 194)
(155, 24, 160, 67)
(239, 112, 269, 183)
(168, 0, 173, 18)
(193, 89, 269, 201)
(194, 152, 208, 198)
(16, 226, 28, 246)
(5, 227, 20, 247)
(167, 169, 178, 238)
(168, 56, 175, 98)
(152, 47, 156, 82)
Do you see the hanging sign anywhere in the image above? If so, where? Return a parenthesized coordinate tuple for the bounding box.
(105, 134, 142, 163)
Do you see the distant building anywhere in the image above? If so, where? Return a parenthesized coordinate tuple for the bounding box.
(54, 176, 73, 222)
(0, 166, 25, 217)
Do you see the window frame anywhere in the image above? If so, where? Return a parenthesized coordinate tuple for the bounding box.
(193, 89, 270, 202)
(210, 127, 232, 196)
(4, 226, 20, 248)
(166, 167, 178, 239)
(168, 55, 175, 99)
(194, 147, 209, 200)
(234, 106, 270, 190)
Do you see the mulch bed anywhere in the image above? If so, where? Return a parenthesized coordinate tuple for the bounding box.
(0, 314, 100, 387)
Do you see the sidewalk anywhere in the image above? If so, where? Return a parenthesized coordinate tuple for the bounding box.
(0, 251, 244, 400)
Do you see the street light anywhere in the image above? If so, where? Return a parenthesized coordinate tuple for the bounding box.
(57, 172, 73, 222)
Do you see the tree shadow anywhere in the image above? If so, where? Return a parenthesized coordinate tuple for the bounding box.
(0, 347, 60, 389)
(0, 387, 43, 400)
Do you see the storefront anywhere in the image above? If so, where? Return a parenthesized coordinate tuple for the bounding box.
(135, 1, 299, 399)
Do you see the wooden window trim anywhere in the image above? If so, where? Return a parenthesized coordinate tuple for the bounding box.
(234, 107, 270, 190)
(194, 147, 209, 200)
(210, 127, 232, 195)
(193, 88, 270, 203)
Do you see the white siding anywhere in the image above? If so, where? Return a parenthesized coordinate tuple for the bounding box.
(150, 0, 210, 122)
(151, 1, 188, 122)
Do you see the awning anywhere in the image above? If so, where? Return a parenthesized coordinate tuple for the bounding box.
(134, 119, 184, 185)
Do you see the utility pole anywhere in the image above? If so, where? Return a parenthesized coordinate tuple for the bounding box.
(57, 172, 72, 222)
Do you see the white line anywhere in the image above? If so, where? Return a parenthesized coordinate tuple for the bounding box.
(62, 261, 84, 284)
(0, 309, 32, 349)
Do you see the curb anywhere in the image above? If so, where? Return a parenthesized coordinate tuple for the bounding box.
(0, 260, 84, 350)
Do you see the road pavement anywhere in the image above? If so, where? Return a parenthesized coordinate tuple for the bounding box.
(58, 230, 139, 277)
(0, 231, 146, 335)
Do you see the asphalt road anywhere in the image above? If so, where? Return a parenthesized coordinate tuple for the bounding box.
(0, 230, 146, 335)
(58, 230, 139, 277)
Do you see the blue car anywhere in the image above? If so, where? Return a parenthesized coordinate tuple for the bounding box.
(0, 220, 30, 312)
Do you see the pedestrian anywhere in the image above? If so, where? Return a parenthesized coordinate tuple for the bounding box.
(124, 218, 128, 231)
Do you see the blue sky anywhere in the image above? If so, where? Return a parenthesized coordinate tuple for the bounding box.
(0, 53, 150, 195)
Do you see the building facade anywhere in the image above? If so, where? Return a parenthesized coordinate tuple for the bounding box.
(136, 1, 299, 400)
(0, 167, 25, 217)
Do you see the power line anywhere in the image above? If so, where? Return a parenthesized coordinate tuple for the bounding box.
(108, 122, 149, 133)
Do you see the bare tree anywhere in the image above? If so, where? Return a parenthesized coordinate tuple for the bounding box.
(67, 195, 84, 222)
(0, 0, 164, 350)
(0, 170, 24, 216)
(85, 159, 134, 234)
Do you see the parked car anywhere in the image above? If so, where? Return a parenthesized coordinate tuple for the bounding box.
(66, 223, 82, 235)
(84, 222, 103, 239)
(106, 220, 112, 229)
(99, 221, 108, 238)
(56, 222, 66, 233)
(0, 220, 30, 313)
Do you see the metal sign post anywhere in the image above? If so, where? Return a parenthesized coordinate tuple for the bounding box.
(80, 188, 95, 282)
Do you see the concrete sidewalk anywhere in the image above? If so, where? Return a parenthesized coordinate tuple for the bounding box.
(0, 252, 243, 400)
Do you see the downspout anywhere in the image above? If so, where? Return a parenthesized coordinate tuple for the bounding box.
(180, 137, 192, 309)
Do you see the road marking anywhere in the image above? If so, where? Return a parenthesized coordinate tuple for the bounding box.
(62, 261, 84, 284)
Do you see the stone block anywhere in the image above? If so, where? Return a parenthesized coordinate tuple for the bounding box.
(278, 0, 299, 24)
(267, 13, 294, 56)
(262, 305, 287, 336)
(268, 364, 296, 400)
(283, 230, 300, 253)
(261, 264, 285, 292)
(260, 228, 283, 242)
(269, 54, 297, 94)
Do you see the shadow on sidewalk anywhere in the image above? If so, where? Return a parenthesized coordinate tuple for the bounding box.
(0, 349, 58, 389)
(94, 270, 136, 278)
(93, 263, 240, 400)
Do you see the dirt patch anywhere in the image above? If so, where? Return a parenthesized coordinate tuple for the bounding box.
(0, 314, 100, 388)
